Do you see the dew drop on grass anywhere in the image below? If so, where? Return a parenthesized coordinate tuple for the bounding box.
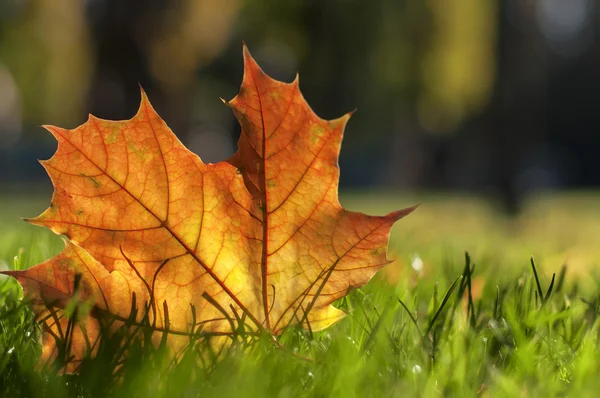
(345, 336, 358, 349)
(412, 364, 422, 374)
(411, 254, 424, 274)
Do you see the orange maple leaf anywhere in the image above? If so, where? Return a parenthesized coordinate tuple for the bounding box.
(4, 46, 415, 369)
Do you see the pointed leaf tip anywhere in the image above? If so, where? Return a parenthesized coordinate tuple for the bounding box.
(388, 204, 419, 221)
(41, 124, 59, 136)
(136, 87, 155, 117)
(138, 86, 149, 103)
(241, 44, 265, 78)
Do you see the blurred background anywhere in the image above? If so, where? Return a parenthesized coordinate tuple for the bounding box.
(1, 0, 600, 278)
(2, 0, 600, 209)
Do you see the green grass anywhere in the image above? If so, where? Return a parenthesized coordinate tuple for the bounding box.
(3, 192, 600, 397)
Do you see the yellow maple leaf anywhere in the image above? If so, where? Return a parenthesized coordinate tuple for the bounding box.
(4, 46, 415, 371)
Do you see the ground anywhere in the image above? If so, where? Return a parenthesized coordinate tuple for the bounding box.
(1, 191, 600, 397)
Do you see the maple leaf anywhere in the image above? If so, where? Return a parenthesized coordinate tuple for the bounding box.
(4, 45, 415, 369)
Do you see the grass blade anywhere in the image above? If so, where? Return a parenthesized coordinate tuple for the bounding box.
(425, 275, 462, 336)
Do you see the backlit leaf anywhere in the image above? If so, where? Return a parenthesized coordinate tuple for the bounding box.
(4, 46, 415, 370)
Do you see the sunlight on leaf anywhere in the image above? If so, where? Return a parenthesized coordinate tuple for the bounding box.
(3, 45, 414, 371)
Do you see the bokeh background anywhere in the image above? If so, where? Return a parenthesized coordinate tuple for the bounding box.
(1, 0, 600, 279)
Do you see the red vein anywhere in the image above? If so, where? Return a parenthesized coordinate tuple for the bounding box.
(90, 117, 109, 173)
(144, 102, 170, 222)
(193, 172, 205, 253)
(268, 123, 334, 215)
(33, 219, 164, 233)
(267, 180, 332, 257)
(247, 62, 271, 329)
(72, 246, 109, 310)
(267, 82, 297, 141)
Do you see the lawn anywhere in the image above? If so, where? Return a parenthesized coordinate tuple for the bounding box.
(2, 191, 600, 397)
